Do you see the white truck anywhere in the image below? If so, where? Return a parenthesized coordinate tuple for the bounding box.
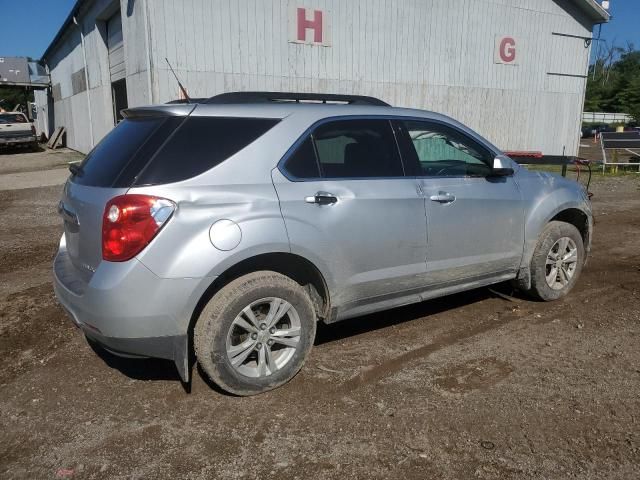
(0, 112, 38, 150)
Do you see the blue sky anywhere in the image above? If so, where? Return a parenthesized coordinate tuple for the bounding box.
(591, 1, 640, 58)
(1, 0, 77, 59)
(0, 0, 638, 60)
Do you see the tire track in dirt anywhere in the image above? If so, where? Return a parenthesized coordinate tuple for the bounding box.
(331, 305, 533, 396)
(329, 266, 632, 397)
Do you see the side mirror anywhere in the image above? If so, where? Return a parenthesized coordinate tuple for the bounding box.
(492, 155, 514, 176)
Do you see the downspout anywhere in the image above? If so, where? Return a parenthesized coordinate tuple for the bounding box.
(42, 63, 50, 137)
(575, 40, 590, 157)
(143, 0, 154, 104)
(74, 15, 94, 148)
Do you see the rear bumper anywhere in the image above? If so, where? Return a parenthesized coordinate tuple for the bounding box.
(53, 237, 213, 381)
(0, 134, 36, 145)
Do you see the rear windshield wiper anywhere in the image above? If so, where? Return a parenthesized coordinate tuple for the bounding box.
(68, 163, 84, 177)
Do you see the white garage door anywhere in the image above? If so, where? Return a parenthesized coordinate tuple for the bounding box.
(107, 12, 125, 82)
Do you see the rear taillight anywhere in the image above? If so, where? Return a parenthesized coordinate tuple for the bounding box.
(102, 194, 175, 262)
(31, 125, 36, 135)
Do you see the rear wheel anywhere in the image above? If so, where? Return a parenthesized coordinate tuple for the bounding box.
(194, 271, 316, 396)
(527, 221, 584, 301)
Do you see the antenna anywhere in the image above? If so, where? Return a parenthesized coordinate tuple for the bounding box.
(165, 58, 190, 103)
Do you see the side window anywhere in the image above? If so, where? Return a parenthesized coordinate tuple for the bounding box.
(313, 119, 404, 178)
(283, 136, 321, 179)
(135, 117, 280, 185)
(401, 121, 493, 177)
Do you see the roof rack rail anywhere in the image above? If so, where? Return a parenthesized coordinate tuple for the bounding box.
(204, 91, 390, 106)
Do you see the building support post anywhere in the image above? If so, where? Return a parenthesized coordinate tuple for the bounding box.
(74, 15, 94, 149)
(143, 0, 154, 104)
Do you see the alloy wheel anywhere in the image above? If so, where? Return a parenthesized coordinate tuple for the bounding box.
(225, 297, 302, 378)
(545, 237, 578, 290)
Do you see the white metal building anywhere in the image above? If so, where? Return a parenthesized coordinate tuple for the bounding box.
(36, 0, 609, 155)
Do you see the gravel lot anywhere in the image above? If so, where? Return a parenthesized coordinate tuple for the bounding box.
(1, 148, 639, 479)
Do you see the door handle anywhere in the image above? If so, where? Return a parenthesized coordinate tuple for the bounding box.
(429, 192, 456, 204)
(305, 191, 338, 205)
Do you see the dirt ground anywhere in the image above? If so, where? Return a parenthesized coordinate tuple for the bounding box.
(0, 148, 639, 479)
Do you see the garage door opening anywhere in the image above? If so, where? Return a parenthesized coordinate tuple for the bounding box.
(107, 11, 127, 124)
(111, 79, 127, 123)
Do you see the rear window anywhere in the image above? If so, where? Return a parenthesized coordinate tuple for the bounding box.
(72, 117, 174, 187)
(134, 117, 280, 185)
(72, 116, 279, 187)
(0, 113, 28, 124)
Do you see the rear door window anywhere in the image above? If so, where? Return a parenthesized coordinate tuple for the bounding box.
(282, 119, 404, 179)
(313, 119, 404, 178)
(135, 117, 280, 185)
(282, 137, 321, 179)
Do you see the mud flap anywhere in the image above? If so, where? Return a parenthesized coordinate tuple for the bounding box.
(514, 266, 531, 291)
(173, 335, 190, 383)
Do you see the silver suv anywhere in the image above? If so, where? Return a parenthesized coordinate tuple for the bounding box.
(53, 92, 592, 395)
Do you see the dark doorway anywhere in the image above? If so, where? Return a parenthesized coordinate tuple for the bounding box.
(107, 10, 126, 125)
(111, 79, 128, 123)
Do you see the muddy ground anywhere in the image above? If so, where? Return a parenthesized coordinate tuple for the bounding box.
(0, 149, 639, 479)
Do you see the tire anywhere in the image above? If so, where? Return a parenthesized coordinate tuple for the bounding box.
(527, 221, 585, 301)
(194, 271, 317, 396)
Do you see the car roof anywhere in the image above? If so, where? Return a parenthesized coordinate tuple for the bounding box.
(123, 101, 499, 155)
(127, 90, 455, 123)
(128, 101, 457, 124)
(123, 92, 500, 153)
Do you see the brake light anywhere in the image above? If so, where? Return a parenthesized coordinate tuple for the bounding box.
(31, 125, 36, 135)
(102, 194, 175, 262)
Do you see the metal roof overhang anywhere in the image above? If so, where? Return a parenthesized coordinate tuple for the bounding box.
(572, 0, 610, 23)
(41, 0, 88, 62)
(0, 82, 49, 89)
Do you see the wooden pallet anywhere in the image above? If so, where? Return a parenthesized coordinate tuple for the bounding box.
(46, 127, 65, 149)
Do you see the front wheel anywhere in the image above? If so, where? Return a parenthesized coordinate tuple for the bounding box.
(194, 271, 317, 396)
(527, 221, 585, 301)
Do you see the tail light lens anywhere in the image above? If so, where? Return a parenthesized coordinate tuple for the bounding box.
(31, 125, 36, 135)
(102, 194, 175, 262)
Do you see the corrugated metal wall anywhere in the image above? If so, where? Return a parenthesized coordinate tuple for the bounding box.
(39, 0, 595, 155)
(148, 0, 593, 156)
(40, 0, 152, 153)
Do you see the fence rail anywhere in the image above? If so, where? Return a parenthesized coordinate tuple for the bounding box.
(583, 112, 632, 124)
(599, 131, 640, 172)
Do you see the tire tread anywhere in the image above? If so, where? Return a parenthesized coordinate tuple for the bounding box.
(527, 221, 584, 301)
(194, 271, 316, 396)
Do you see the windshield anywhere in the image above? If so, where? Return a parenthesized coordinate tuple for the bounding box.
(0, 113, 28, 124)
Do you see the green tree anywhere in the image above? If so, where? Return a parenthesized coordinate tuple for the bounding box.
(0, 86, 33, 112)
(585, 46, 640, 122)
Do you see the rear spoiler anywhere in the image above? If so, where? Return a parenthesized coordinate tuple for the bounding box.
(121, 104, 196, 119)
